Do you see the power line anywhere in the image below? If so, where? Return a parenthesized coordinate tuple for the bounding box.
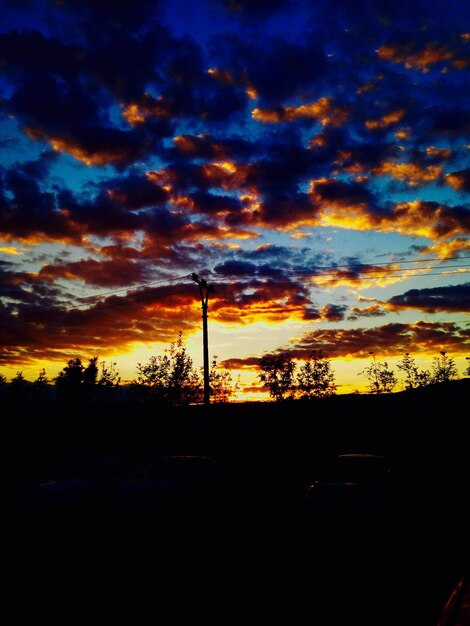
(0, 276, 195, 328)
(292, 255, 470, 270)
(214, 269, 470, 283)
(59, 273, 193, 306)
(2, 265, 469, 328)
(280, 262, 470, 276)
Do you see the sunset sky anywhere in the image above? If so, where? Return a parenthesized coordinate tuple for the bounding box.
(1, 0, 469, 397)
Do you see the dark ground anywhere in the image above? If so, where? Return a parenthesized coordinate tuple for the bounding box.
(7, 380, 469, 625)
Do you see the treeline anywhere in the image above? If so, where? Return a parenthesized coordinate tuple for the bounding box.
(258, 350, 470, 401)
(0, 333, 237, 405)
(1, 333, 469, 405)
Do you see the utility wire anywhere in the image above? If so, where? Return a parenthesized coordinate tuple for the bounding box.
(215, 269, 470, 282)
(0, 276, 195, 328)
(59, 273, 193, 304)
(290, 255, 470, 269)
(2, 264, 470, 326)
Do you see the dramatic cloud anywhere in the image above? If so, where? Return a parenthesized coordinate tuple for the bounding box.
(311, 181, 470, 239)
(1, 0, 469, 383)
(220, 320, 470, 370)
(377, 42, 453, 73)
(252, 97, 348, 127)
(416, 239, 470, 260)
(288, 321, 470, 358)
(0, 282, 201, 367)
(386, 283, 470, 313)
(348, 304, 388, 320)
(445, 169, 470, 192)
(372, 162, 442, 187)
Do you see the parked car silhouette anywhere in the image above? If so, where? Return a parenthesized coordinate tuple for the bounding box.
(113, 455, 224, 516)
(305, 453, 391, 511)
(24, 456, 140, 516)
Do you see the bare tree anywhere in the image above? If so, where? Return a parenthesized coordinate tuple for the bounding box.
(360, 353, 397, 394)
(397, 353, 431, 390)
(431, 351, 458, 384)
(297, 350, 336, 399)
(97, 360, 120, 387)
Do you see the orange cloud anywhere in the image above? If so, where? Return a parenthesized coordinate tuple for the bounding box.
(372, 161, 442, 186)
(445, 169, 470, 191)
(207, 67, 235, 84)
(418, 239, 470, 260)
(395, 128, 411, 140)
(199, 226, 260, 241)
(201, 160, 254, 190)
(122, 94, 170, 126)
(207, 66, 258, 99)
(310, 180, 469, 239)
(348, 304, 386, 318)
(388, 201, 470, 239)
(219, 357, 260, 371)
(252, 97, 348, 127)
(426, 146, 452, 159)
(377, 42, 453, 72)
(209, 279, 311, 325)
(364, 109, 405, 131)
(173, 133, 225, 157)
(25, 125, 151, 168)
(309, 264, 428, 289)
(0, 283, 202, 368)
(122, 103, 146, 125)
(356, 81, 375, 94)
(452, 57, 470, 70)
(0, 246, 22, 255)
(47, 135, 118, 167)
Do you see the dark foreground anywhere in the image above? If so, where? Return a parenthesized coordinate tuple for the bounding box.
(8, 382, 470, 625)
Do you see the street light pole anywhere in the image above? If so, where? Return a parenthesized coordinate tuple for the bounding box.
(192, 273, 214, 406)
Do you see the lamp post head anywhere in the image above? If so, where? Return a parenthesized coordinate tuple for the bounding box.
(191, 273, 199, 283)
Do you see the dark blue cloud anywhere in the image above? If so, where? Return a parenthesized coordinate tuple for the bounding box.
(388, 283, 470, 312)
(213, 0, 292, 16)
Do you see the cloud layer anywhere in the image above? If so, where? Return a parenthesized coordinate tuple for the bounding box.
(0, 0, 469, 372)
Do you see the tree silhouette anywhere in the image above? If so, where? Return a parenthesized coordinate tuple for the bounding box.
(465, 357, 470, 377)
(83, 356, 98, 387)
(55, 356, 116, 401)
(33, 368, 50, 402)
(133, 332, 201, 406)
(297, 350, 336, 399)
(360, 353, 397, 394)
(397, 353, 431, 390)
(258, 353, 295, 401)
(431, 351, 458, 384)
(97, 360, 120, 387)
(209, 356, 239, 403)
(56, 357, 84, 393)
(7, 371, 28, 400)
